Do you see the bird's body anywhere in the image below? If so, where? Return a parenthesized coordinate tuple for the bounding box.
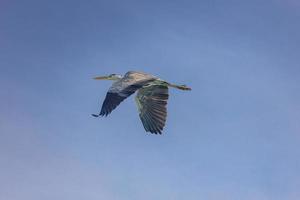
(93, 71, 191, 134)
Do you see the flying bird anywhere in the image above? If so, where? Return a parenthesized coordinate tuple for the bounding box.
(92, 71, 191, 134)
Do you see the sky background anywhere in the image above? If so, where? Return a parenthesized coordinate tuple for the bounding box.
(1, 0, 300, 199)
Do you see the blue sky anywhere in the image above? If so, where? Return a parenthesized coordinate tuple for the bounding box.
(1, 0, 300, 199)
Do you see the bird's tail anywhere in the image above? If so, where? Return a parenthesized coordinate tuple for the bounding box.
(168, 83, 192, 91)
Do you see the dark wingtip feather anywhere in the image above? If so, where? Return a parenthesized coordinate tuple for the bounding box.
(99, 92, 130, 117)
(149, 130, 162, 135)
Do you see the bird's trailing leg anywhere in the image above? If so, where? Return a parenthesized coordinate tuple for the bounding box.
(92, 113, 100, 117)
(168, 83, 192, 91)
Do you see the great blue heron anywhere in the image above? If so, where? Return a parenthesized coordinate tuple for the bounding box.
(92, 71, 191, 134)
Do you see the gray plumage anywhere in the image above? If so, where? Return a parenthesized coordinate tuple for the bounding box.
(136, 84, 169, 134)
(93, 71, 191, 134)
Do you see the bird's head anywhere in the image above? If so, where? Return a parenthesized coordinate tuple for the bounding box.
(93, 73, 122, 81)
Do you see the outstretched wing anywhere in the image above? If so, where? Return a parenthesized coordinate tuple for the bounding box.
(95, 72, 156, 117)
(135, 84, 169, 134)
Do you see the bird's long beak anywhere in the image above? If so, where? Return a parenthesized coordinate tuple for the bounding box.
(93, 76, 110, 80)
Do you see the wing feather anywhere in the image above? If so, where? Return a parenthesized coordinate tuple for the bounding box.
(135, 84, 169, 134)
